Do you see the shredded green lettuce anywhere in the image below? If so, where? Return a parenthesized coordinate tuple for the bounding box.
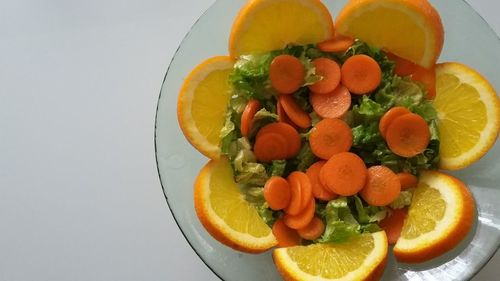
(349, 57, 440, 174)
(248, 108, 278, 137)
(315, 196, 385, 243)
(219, 41, 441, 240)
(242, 187, 278, 226)
(267, 160, 287, 177)
(292, 142, 317, 172)
(389, 190, 414, 209)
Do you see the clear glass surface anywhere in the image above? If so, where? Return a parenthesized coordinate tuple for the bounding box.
(155, 0, 500, 280)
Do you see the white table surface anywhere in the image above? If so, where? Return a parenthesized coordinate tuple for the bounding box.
(0, 0, 498, 280)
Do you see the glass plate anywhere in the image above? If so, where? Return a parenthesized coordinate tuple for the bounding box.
(155, 0, 500, 280)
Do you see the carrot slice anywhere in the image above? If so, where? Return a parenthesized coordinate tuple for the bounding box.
(386, 113, 431, 158)
(308, 58, 341, 94)
(264, 176, 291, 210)
(296, 171, 313, 211)
(306, 161, 337, 201)
(298, 216, 325, 240)
(284, 171, 303, 216)
(412, 65, 436, 99)
(285, 171, 312, 215)
(341, 54, 382, 95)
(277, 99, 297, 128)
(360, 165, 401, 206)
(319, 152, 367, 196)
(309, 118, 352, 160)
(269, 55, 305, 94)
(379, 208, 408, 244)
(378, 106, 411, 139)
(283, 198, 316, 230)
(272, 219, 301, 247)
(397, 172, 418, 190)
(386, 52, 418, 77)
(240, 99, 261, 137)
(256, 122, 301, 158)
(278, 95, 312, 129)
(253, 132, 289, 163)
(317, 34, 355, 53)
(310, 84, 351, 119)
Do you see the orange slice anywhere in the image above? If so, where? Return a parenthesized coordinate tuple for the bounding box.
(273, 231, 388, 281)
(434, 62, 500, 170)
(177, 56, 234, 159)
(394, 170, 475, 263)
(229, 0, 334, 57)
(335, 0, 444, 68)
(194, 157, 277, 253)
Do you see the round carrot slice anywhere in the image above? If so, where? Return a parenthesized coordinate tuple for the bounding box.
(309, 118, 352, 160)
(386, 113, 430, 158)
(256, 122, 301, 158)
(341, 54, 382, 95)
(310, 84, 351, 119)
(283, 198, 316, 230)
(308, 58, 341, 94)
(285, 172, 312, 215)
(277, 99, 289, 122)
(378, 106, 411, 139)
(284, 172, 303, 216)
(306, 161, 337, 201)
(240, 99, 261, 137)
(379, 208, 408, 245)
(360, 165, 401, 206)
(278, 95, 312, 129)
(317, 34, 355, 53)
(272, 219, 301, 247)
(264, 176, 291, 210)
(397, 172, 418, 190)
(253, 132, 289, 163)
(270, 55, 305, 94)
(296, 171, 313, 211)
(320, 152, 368, 196)
(298, 216, 325, 240)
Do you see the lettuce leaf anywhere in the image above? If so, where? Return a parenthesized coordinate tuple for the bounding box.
(316, 198, 361, 243)
(267, 160, 287, 177)
(350, 72, 440, 173)
(292, 142, 317, 172)
(315, 196, 385, 243)
(389, 190, 413, 209)
(248, 108, 278, 137)
(230, 53, 279, 101)
(242, 187, 277, 226)
(353, 195, 388, 224)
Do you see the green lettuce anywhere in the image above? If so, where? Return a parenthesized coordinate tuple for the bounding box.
(349, 67, 440, 174)
(315, 196, 385, 243)
(389, 190, 413, 209)
(248, 108, 278, 137)
(267, 160, 287, 177)
(316, 198, 361, 243)
(353, 196, 388, 224)
(292, 142, 317, 172)
(230, 53, 279, 101)
(242, 187, 278, 226)
(227, 138, 269, 186)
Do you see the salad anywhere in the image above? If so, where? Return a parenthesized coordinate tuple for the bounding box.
(221, 40, 437, 242)
(174, 0, 499, 280)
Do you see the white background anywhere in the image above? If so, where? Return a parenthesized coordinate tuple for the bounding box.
(0, 0, 498, 280)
